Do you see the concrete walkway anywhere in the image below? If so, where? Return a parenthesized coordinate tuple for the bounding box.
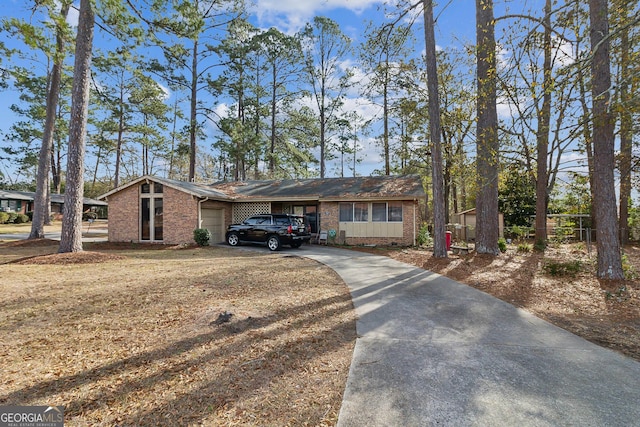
(297, 245, 640, 427)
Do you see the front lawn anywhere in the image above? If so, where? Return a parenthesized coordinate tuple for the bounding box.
(0, 241, 356, 426)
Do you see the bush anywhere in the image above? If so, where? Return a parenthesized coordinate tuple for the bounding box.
(534, 238, 547, 252)
(13, 214, 29, 224)
(193, 228, 211, 246)
(6, 212, 18, 223)
(417, 223, 432, 247)
(543, 260, 582, 277)
(622, 254, 637, 280)
(516, 243, 531, 253)
(498, 237, 507, 253)
(82, 212, 98, 221)
(0, 212, 9, 224)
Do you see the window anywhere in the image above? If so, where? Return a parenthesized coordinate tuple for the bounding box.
(372, 203, 387, 222)
(371, 202, 403, 222)
(275, 217, 289, 226)
(339, 203, 353, 221)
(0, 200, 20, 212)
(140, 182, 163, 241)
(340, 203, 368, 222)
(388, 202, 403, 222)
(354, 203, 368, 222)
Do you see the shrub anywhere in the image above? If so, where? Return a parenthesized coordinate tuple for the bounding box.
(417, 223, 432, 247)
(0, 212, 9, 224)
(498, 237, 507, 253)
(543, 260, 582, 277)
(83, 212, 98, 221)
(622, 254, 637, 280)
(193, 228, 211, 246)
(13, 214, 29, 224)
(7, 212, 18, 223)
(516, 243, 531, 253)
(534, 238, 547, 252)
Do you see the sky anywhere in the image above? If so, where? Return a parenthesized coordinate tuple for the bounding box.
(0, 0, 548, 183)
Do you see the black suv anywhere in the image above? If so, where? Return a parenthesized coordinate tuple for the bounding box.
(226, 214, 311, 251)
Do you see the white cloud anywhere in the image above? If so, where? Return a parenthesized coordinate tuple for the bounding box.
(554, 36, 575, 67)
(250, 0, 382, 33)
(55, 0, 79, 27)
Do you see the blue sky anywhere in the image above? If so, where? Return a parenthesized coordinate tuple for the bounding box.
(0, 0, 540, 182)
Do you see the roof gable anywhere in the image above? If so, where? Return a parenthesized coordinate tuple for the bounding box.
(98, 175, 232, 201)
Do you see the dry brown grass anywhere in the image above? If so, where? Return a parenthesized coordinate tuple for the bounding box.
(0, 241, 356, 426)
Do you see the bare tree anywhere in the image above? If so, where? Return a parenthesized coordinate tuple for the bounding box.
(615, 0, 633, 245)
(30, 1, 71, 239)
(59, 0, 94, 253)
(475, 0, 500, 255)
(423, 0, 447, 258)
(534, 0, 553, 248)
(589, 0, 623, 279)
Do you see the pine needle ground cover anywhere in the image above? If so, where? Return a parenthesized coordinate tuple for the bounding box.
(0, 241, 356, 426)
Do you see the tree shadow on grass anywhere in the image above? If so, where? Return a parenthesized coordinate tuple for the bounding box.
(0, 283, 356, 425)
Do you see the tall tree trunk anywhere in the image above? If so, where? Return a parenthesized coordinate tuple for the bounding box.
(189, 39, 198, 182)
(618, 3, 632, 245)
(168, 96, 179, 179)
(114, 79, 125, 188)
(59, 0, 94, 254)
(269, 62, 277, 174)
(475, 0, 500, 255)
(383, 59, 390, 175)
(442, 127, 451, 224)
(29, 1, 70, 239)
(534, 0, 553, 248)
(320, 88, 326, 178)
(424, 0, 447, 257)
(589, 0, 624, 279)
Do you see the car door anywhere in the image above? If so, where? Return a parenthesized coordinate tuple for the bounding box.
(247, 215, 271, 241)
(237, 216, 258, 240)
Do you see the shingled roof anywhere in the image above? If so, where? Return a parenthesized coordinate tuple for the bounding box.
(209, 175, 425, 201)
(99, 175, 232, 201)
(98, 175, 425, 202)
(1, 189, 107, 206)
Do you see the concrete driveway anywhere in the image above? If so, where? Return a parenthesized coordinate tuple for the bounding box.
(294, 245, 640, 427)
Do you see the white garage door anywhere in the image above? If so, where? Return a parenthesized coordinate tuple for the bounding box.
(201, 208, 224, 243)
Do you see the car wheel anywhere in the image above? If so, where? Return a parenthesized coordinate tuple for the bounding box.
(290, 242, 302, 248)
(267, 235, 281, 251)
(227, 232, 240, 246)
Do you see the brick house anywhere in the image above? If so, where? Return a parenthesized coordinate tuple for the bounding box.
(98, 175, 425, 246)
(0, 189, 107, 219)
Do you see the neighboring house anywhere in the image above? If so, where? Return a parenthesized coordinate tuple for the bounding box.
(98, 175, 426, 246)
(0, 189, 107, 218)
(451, 208, 504, 242)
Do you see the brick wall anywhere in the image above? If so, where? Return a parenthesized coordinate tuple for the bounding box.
(162, 187, 198, 244)
(317, 200, 419, 246)
(106, 184, 139, 243)
(107, 183, 202, 245)
(106, 181, 420, 246)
